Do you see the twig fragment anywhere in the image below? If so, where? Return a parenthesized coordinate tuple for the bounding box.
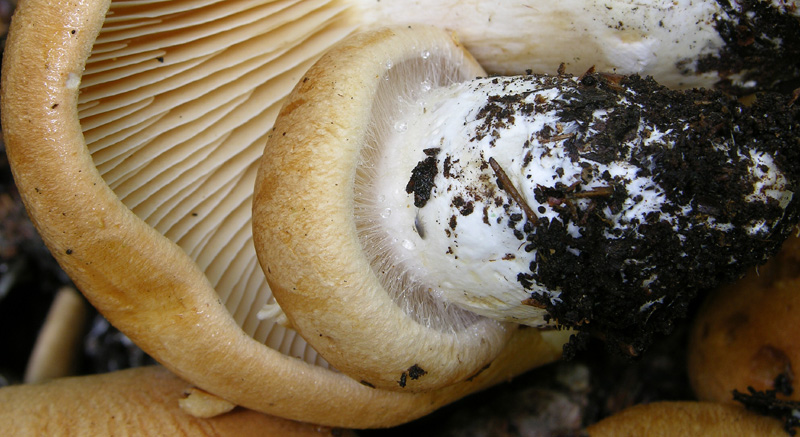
(489, 157, 538, 226)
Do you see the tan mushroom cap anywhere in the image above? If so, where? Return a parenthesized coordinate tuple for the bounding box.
(585, 401, 787, 436)
(688, 235, 800, 404)
(2, 0, 571, 427)
(0, 366, 348, 436)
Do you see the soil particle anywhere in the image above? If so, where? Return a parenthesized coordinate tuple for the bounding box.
(406, 148, 441, 207)
(698, 0, 800, 94)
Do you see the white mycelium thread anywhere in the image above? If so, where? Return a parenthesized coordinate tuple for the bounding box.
(746, 149, 790, 208)
(770, 0, 800, 17)
(366, 74, 794, 325)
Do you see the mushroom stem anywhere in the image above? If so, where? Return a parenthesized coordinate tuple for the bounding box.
(356, 69, 800, 346)
(24, 286, 88, 383)
(354, 0, 800, 92)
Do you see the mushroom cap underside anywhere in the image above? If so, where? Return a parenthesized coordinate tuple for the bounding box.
(1, 0, 568, 427)
(9, 0, 799, 428)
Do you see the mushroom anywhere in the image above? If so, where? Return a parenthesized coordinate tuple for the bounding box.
(254, 25, 571, 392)
(0, 366, 349, 436)
(254, 25, 800, 388)
(584, 401, 787, 436)
(2, 0, 797, 428)
(1, 1, 569, 426)
(689, 234, 800, 405)
(23, 286, 88, 383)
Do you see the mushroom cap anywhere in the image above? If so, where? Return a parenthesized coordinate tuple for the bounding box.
(1, 1, 567, 426)
(688, 235, 800, 404)
(0, 366, 348, 436)
(585, 401, 787, 436)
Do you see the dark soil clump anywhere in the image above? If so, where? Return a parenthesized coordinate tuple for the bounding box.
(523, 73, 800, 357)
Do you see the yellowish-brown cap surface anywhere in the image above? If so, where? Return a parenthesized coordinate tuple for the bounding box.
(689, 235, 800, 404)
(585, 401, 786, 436)
(0, 366, 349, 436)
